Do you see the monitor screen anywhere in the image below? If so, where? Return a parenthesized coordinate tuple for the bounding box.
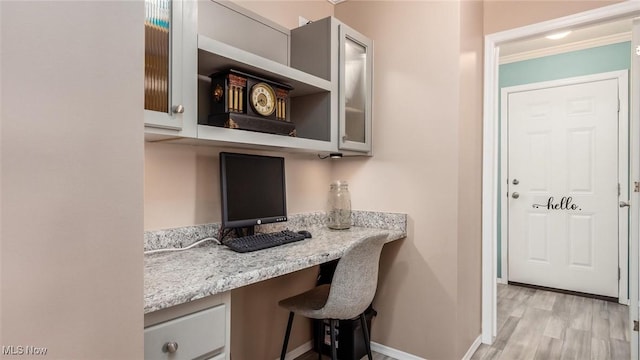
(219, 152, 287, 229)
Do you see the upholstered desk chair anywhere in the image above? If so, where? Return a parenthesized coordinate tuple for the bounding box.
(278, 233, 388, 360)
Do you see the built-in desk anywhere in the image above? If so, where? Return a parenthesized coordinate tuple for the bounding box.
(145, 225, 405, 313)
(143, 211, 406, 360)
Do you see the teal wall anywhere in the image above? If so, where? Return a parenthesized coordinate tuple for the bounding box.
(497, 41, 631, 278)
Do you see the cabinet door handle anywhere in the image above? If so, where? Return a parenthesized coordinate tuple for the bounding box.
(173, 104, 185, 114)
(163, 341, 179, 353)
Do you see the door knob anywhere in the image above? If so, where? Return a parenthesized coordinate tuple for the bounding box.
(512, 179, 519, 185)
(620, 201, 630, 208)
(512, 192, 520, 199)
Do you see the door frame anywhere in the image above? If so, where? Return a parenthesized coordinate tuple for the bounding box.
(499, 70, 629, 303)
(481, 1, 640, 348)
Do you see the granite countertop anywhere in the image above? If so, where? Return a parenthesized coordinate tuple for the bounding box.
(144, 211, 407, 314)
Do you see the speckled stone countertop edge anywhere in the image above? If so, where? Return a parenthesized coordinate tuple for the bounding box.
(144, 210, 407, 251)
(144, 227, 406, 314)
(144, 251, 335, 313)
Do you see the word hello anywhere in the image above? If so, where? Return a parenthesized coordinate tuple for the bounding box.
(532, 196, 582, 211)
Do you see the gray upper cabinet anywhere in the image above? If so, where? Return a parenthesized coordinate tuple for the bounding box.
(339, 23, 373, 153)
(144, 0, 197, 139)
(194, 1, 333, 152)
(198, 1, 289, 66)
(144, 2, 373, 154)
(144, 0, 184, 131)
(291, 18, 374, 154)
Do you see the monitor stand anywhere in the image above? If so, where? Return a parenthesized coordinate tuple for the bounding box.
(235, 226, 255, 237)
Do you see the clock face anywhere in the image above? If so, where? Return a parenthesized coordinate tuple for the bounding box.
(250, 83, 276, 117)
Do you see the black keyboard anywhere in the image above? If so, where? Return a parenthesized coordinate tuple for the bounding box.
(224, 230, 306, 253)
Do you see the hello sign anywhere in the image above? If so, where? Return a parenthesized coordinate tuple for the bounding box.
(532, 196, 582, 211)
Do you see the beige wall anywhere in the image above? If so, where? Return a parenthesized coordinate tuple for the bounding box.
(333, 1, 485, 358)
(1, 1, 144, 359)
(484, 0, 623, 34)
(145, 145, 331, 230)
(233, 0, 334, 29)
(457, 0, 484, 358)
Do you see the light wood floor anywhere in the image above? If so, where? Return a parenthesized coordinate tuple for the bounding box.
(472, 283, 630, 360)
(295, 284, 629, 360)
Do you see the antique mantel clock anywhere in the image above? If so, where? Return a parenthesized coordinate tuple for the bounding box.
(201, 69, 295, 136)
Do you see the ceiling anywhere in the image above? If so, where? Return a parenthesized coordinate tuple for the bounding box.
(500, 18, 632, 58)
(324, 4, 631, 59)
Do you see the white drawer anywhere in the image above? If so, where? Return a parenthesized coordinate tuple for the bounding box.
(144, 304, 226, 360)
(205, 353, 226, 360)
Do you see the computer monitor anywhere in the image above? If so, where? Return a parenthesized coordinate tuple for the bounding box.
(219, 152, 287, 234)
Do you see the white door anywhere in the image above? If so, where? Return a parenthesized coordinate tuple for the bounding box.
(630, 18, 640, 360)
(508, 77, 620, 298)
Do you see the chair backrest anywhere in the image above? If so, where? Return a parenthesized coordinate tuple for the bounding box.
(318, 233, 388, 320)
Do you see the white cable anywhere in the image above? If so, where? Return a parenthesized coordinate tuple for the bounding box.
(144, 237, 221, 255)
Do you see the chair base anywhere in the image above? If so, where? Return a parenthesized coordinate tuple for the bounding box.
(311, 308, 375, 360)
(281, 311, 373, 360)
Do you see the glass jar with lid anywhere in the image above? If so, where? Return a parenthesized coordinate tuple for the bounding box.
(326, 181, 351, 229)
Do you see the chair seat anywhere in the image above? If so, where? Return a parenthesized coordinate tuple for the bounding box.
(278, 284, 330, 319)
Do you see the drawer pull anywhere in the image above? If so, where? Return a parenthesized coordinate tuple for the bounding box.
(163, 341, 179, 354)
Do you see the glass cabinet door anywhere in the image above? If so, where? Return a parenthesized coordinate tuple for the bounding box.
(144, 0, 183, 130)
(339, 24, 372, 152)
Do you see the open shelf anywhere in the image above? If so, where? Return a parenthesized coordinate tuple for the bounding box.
(195, 125, 335, 153)
(196, 34, 335, 152)
(198, 35, 331, 97)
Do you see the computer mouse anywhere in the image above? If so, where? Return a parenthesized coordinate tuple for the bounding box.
(297, 230, 312, 239)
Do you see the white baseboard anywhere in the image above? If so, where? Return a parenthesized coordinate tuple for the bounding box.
(619, 297, 630, 306)
(283, 339, 426, 360)
(371, 342, 426, 360)
(277, 340, 313, 360)
(461, 335, 483, 360)
(280, 339, 481, 360)
(497, 277, 508, 284)
(371, 335, 481, 360)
